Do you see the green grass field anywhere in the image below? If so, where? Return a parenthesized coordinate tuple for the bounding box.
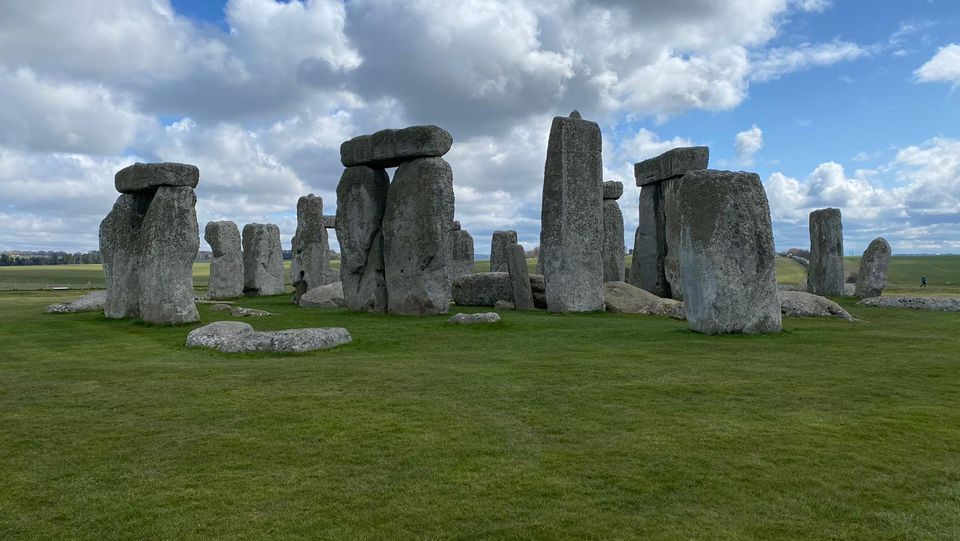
(1, 289, 959, 538)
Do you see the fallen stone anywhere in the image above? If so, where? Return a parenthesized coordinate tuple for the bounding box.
(186, 322, 352, 353)
(807, 208, 844, 296)
(602, 197, 625, 282)
(205, 221, 243, 299)
(602, 180, 623, 200)
(229, 307, 272, 317)
(489, 230, 518, 273)
(299, 281, 346, 309)
(115, 162, 199, 193)
(779, 291, 855, 320)
(208, 303, 233, 312)
(855, 237, 892, 299)
(677, 170, 781, 334)
(843, 283, 856, 296)
(242, 223, 285, 296)
(859, 296, 960, 312)
(506, 243, 534, 310)
(340, 125, 453, 168)
(494, 300, 515, 310)
(634, 146, 709, 186)
(603, 281, 684, 319)
(45, 290, 107, 314)
(336, 166, 390, 312)
(448, 312, 501, 325)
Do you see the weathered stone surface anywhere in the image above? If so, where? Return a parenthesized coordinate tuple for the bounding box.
(340, 125, 453, 168)
(602, 199, 625, 282)
(115, 162, 199, 193)
(855, 237, 892, 299)
(448, 312, 501, 325)
(452, 272, 514, 306)
(859, 296, 960, 312)
(208, 303, 233, 312)
(489, 230, 518, 272)
(779, 291, 854, 320)
(529, 274, 547, 309)
(506, 244, 534, 310)
(242, 223, 284, 296)
(45, 290, 107, 314)
(452, 220, 461, 231)
(382, 157, 455, 315)
(662, 180, 683, 300)
(603, 281, 684, 319)
(451, 229, 475, 278)
(322, 216, 336, 229)
(633, 147, 709, 187)
(230, 307, 272, 317)
(538, 111, 604, 312)
(843, 283, 856, 296)
(290, 194, 331, 290)
(100, 194, 143, 319)
(677, 170, 781, 334)
(138, 186, 199, 324)
(299, 281, 346, 309)
(186, 321, 352, 353)
(602, 180, 623, 200)
(630, 185, 670, 297)
(336, 166, 390, 313)
(205, 221, 243, 299)
(807, 208, 844, 296)
(494, 300, 515, 310)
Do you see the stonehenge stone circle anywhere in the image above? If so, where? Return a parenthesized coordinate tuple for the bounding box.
(506, 243, 535, 310)
(451, 228, 475, 278)
(382, 157, 455, 315)
(336, 166, 390, 313)
(538, 110, 604, 312)
(489, 230, 518, 272)
(807, 208, 844, 296)
(855, 237, 892, 299)
(242, 223, 284, 296)
(677, 170, 781, 334)
(340, 125, 453, 169)
(602, 181, 625, 283)
(100, 162, 200, 324)
(205, 221, 243, 299)
(290, 194, 331, 290)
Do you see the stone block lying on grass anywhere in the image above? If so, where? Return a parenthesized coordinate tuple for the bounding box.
(299, 282, 345, 309)
(858, 296, 960, 312)
(45, 290, 107, 314)
(779, 291, 854, 320)
(186, 321, 352, 353)
(448, 313, 501, 325)
(602, 281, 685, 319)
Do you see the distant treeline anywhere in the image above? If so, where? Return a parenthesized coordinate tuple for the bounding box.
(1, 250, 102, 266)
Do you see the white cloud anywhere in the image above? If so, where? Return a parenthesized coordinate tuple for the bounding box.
(751, 41, 868, 82)
(915, 44, 960, 85)
(735, 125, 763, 165)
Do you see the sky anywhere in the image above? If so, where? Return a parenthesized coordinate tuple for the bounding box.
(1, 0, 959, 256)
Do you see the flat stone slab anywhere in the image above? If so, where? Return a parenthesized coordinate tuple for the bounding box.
(602, 180, 623, 200)
(229, 307, 272, 317)
(602, 282, 685, 319)
(859, 296, 960, 312)
(45, 290, 107, 314)
(115, 162, 200, 193)
(634, 147, 709, 186)
(208, 303, 233, 312)
(186, 321, 352, 353)
(340, 125, 453, 168)
(779, 291, 854, 320)
(448, 312, 501, 325)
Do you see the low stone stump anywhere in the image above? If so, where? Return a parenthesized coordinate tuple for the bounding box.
(45, 291, 107, 314)
(448, 313, 501, 325)
(186, 321, 352, 353)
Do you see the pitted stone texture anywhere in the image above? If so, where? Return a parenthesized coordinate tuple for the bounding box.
(662, 180, 683, 300)
(452, 273, 515, 306)
(382, 157, 455, 315)
(843, 283, 856, 296)
(855, 237, 892, 299)
(677, 170, 781, 335)
(230, 307, 272, 317)
(779, 291, 854, 320)
(186, 322, 352, 353)
(630, 184, 670, 297)
(290, 194, 331, 290)
(506, 244, 534, 310)
(448, 312, 501, 325)
(538, 111, 604, 312)
(100, 194, 143, 319)
(242, 223, 285, 296)
(138, 186, 199, 325)
(336, 166, 390, 313)
(603, 282, 685, 319)
(322, 216, 336, 229)
(494, 300, 515, 310)
(115, 162, 199, 193)
(46, 290, 107, 314)
(340, 125, 453, 168)
(451, 229, 475, 278)
(208, 303, 233, 312)
(807, 208, 844, 296)
(205, 221, 243, 299)
(634, 147, 709, 187)
(452, 220, 461, 231)
(602, 199, 625, 282)
(859, 296, 960, 312)
(529, 274, 547, 309)
(489, 230, 518, 272)
(602, 180, 624, 200)
(299, 282, 346, 309)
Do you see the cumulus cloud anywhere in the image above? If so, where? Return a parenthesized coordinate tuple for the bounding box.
(734, 125, 763, 165)
(915, 44, 960, 85)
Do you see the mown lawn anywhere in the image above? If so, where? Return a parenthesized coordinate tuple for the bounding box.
(1, 290, 959, 539)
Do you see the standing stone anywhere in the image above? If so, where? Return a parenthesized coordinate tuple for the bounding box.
(677, 170, 781, 334)
(855, 237, 892, 299)
(382, 157, 455, 315)
(538, 110, 604, 312)
(506, 244, 534, 310)
(100, 194, 143, 319)
(242, 223, 284, 296)
(138, 186, 200, 324)
(451, 228, 475, 278)
(290, 194, 330, 290)
(489, 230, 518, 272)
(205, 221, 243, 300)
(807, 208, 844, 296)
(662, 181, 684, 299)
(630, 186, 668, 296)
(336, 166, 390, 312)
(602, 181, 625, 282)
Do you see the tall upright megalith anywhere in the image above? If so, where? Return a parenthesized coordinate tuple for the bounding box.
(855, 237, 892, 299)
(451, 222, 475, 278)
(506, 243, 534, 310)
(489, 230, 518, 272)
(99, 162, 200, 324)
(538, 110, 604, 312)
(335, 166, 390, 312)
(242, 223, 284, 296)
(205, 221, 243, 299)
(677, 170, 781, 334)
(807, 208, 844, 296)
(290, 194, 330, 290)
(602, 181, 625, 282)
